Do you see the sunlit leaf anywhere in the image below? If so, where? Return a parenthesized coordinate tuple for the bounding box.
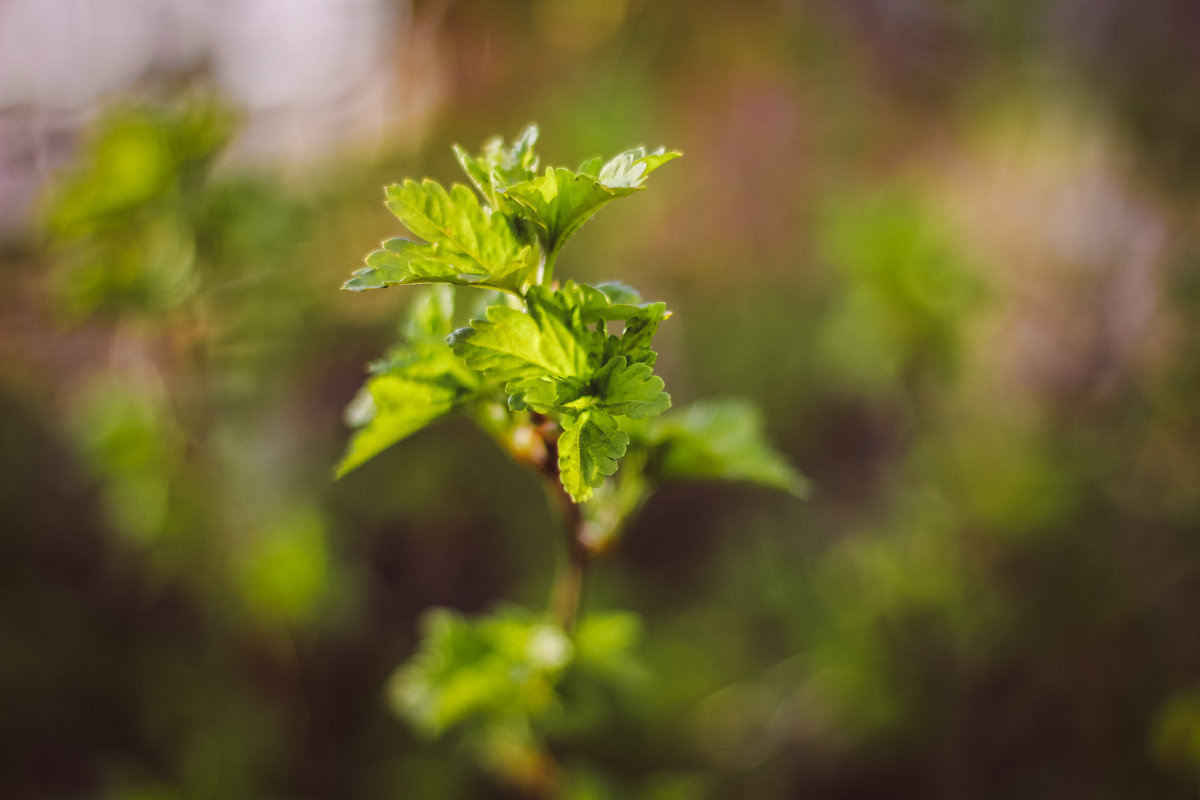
(558, 409, 629, 503)
(336, 370, 459, 478)
(500, 149, 680, 266)
(349, 179, 537, 293)
(448, 291, 593, 386)
(453, 123, 540, 209)
(337, 293, 481, 477)
(614, 302, 668, 366)
(344, 237, 528, 295)
(585, 357, 670, 419)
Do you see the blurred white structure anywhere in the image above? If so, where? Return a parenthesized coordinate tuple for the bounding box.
(0, 0, 446, 230)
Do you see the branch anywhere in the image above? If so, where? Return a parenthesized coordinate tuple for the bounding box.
(506, 415, 592, 631)
(547, 476, 589, 632)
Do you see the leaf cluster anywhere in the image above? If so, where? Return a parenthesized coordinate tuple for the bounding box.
(340, 126, 807, 508)
(340, 125, 683, 502)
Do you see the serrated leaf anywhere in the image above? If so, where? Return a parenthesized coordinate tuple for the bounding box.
(646, 401, 807, 496)
(453, 146, 492, 204)
(508, 375, 587, 415)
(449, 283, 669, 424)
(597, 146, 680, 189)
(344, 237, 522, 293)
(501, 149, 679, 266)
(588, 357, 670, 419)
(558, 280, 645, 322)
(378, 180, 535, 291)
(447, 285, 607, 415)
(448, 296, 591, 385)
(616, 302, 668, 366)
(557, 409, 629, 502)
(453, 123, 540, 208)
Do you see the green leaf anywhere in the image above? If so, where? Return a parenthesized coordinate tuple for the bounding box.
(558, 280, 646, 322)
(448, 284, 671, 425)
(575, 155, 604, 177)
(344, 238, 473, 289)
(615, 302, 668, 366)
(447, 286, 598, 390)
(388, 606, 572, 738)
(337, 299, 480, 478)
(587, 357, 670, 419)
(344, 237, 532, 295)
(405, 284, 456, 340)
(336, 373, 457, 478)
(453, 123, 540, 208)
(507, 375, 586, 416)
(557, 409, 629, 502)
(590, 280, 642, 306)
(645, 401, 808, 496)
(367, 337, 480, 385)
(448, 303, 585, 384)
(375, 179, 535, 291)
(597, 146, 681, 189)
(502, 167, 623, 263)
(500, 148, 680, 269)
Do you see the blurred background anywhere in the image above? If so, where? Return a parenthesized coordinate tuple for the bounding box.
(4, 0, 1200, 797)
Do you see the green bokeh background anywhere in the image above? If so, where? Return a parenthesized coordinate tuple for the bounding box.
(4, 0, 1200, 797)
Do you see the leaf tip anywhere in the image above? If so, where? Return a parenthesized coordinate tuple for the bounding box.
(445, 326, 475, 348)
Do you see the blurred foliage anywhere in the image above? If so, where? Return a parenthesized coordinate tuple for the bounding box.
(43, 102, 233, 317)
(814, 187, 984, 395)
(5, 1, 1200, 798)
(390, 606, 644, 792)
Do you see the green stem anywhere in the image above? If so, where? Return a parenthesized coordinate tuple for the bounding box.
(514, 415, 589, 631)
(540, 244, 560, 287)
(549, 482, 589, 632)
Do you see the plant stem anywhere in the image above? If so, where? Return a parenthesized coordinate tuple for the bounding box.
(540, 245, 561, 287)
(502, 415, 591, 631)
(516, 416, 590, 631)
(550, 487, 589, 632)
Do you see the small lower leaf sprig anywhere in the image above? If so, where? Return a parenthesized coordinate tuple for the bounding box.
(338, 125, 803, 792)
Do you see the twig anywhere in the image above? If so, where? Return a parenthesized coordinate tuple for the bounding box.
(511, 415, 592, 632)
